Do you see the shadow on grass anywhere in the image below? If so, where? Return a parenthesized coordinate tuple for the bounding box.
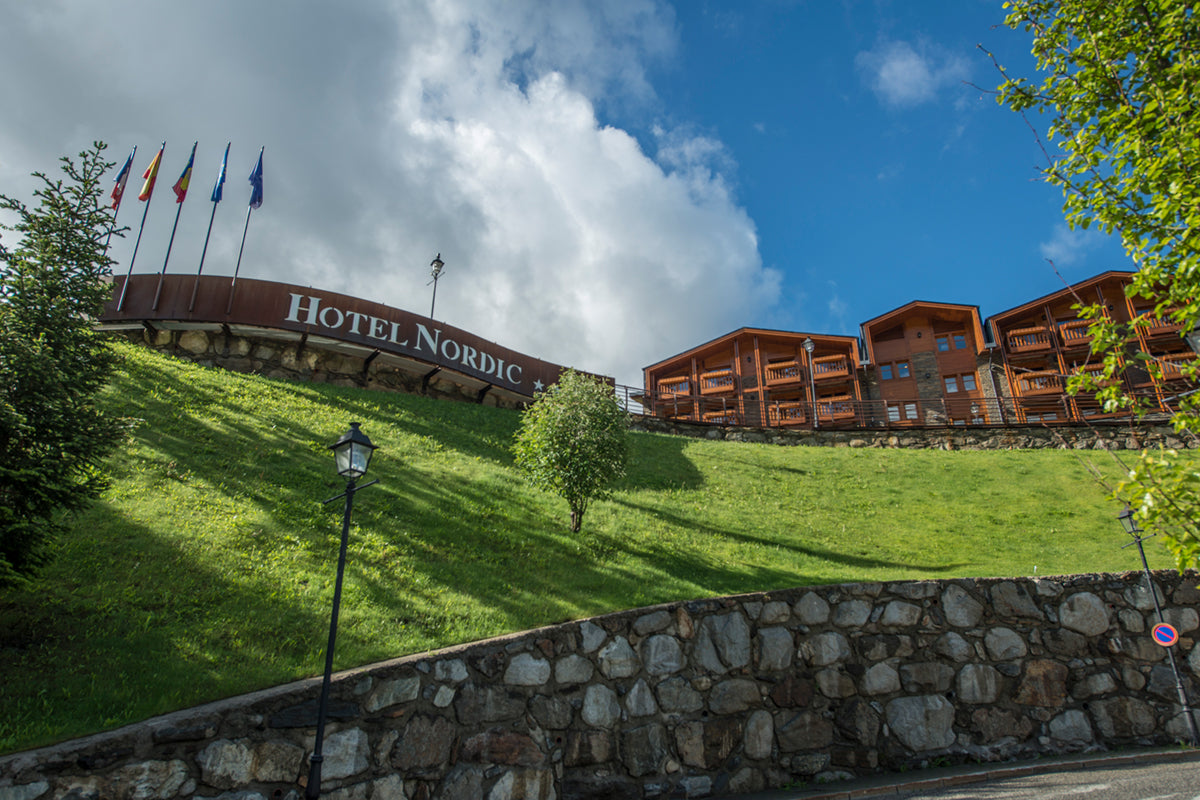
(0, 501, 328, 754)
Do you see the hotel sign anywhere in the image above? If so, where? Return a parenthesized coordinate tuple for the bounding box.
(101, 274, 570, 396)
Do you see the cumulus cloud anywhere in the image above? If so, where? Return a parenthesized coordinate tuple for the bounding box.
(0, 0, 779, 386)
(856, 39, 969, 108)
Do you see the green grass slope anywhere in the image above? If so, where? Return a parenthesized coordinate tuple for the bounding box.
(0, 341, 1166, 753)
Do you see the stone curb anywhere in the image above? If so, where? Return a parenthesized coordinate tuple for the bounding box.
(719, 747, 1200, 799)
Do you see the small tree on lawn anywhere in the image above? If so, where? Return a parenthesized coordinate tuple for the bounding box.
(513, 369, 628, 533)
(0, 142, 124, 585)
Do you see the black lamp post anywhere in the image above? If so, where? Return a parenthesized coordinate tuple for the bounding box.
(306, 422, 379, 799)
(1117, 506, 1200, 746)
(428, 253, 445, 319)
(803, 337, 818, 430)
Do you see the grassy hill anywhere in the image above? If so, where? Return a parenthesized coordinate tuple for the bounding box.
(0, 341, 1167, 754)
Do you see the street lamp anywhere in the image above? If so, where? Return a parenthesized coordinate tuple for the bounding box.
(428, 253, 445, 319)
(1117, 507, 1200, 746)
(306, 422, 379, 799)
(803, 337, 818, 430)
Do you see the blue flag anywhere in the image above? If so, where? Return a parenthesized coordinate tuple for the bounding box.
(211, 142, 230, 203)
(248, 147, 263, 209)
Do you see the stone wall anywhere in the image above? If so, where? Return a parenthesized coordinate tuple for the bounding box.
(3, 571, 1199, 800)
(630, 415, 1197, 452)
(108, 329, 526, 409)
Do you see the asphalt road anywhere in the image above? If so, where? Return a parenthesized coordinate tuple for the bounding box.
(891, 759, 1200, 799)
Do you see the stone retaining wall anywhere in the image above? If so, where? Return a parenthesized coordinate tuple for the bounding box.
(3, 571, 1199, 800)
(629, 416, 1197, 452)
(108, 329, 526, 409)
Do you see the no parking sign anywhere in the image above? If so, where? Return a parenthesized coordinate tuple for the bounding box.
(1152, 622, 1180, 647)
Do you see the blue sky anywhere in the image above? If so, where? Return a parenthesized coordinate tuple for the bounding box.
(0, 1, 1130, 385)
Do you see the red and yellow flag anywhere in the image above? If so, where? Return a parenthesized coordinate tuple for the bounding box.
(138, 143, 165, 201)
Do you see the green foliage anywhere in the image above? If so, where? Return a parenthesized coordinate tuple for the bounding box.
(512, 369, 628, 532)
(1115, 450, 1200, 570)
(995, 0, 1200, 565)
(0, 143, 123, 584)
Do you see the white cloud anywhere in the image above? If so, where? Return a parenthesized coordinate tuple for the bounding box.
(0, 0, 779, 387)
(856, 39, 970, 108)
(1038, 224, 1106, 267)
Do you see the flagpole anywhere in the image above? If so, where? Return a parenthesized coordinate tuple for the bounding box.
(104, 145, 136, 258)
(117, 198, 153, 312)
(228, 146, 263, 316)
(103, 202, 123, 258)
(153, 201, 185, 310)
(192, 141, 230, 312)
(190, 200, 219, 312)
(118, 142, 165, 312)
(227, 203, 253, 315)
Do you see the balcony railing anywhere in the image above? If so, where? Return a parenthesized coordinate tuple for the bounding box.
(1141, 315, 1185, 336)
(764, 360, 803, 387)
(1007, 326, 1053, 353)
(812, 354, 851, 381)
(1058, 320, 1093, 348)
(699, 367, 736, 395)
(657, 376, 691, 400)
(767, 400, 806, 426)
(1016, 370, 1064, 396)
(627, 382, 1179, 429)
(1160, 352, 1197, 381)
(817, 395, 856, 421)
(702, 408, 740, 425)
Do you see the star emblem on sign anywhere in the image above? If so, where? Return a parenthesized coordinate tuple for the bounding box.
(533, 379, 545, 391)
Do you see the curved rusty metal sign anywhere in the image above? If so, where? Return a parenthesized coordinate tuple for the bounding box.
(101, 274, 572, 397)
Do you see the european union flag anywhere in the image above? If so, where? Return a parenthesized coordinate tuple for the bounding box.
(212, 142, 229, 203)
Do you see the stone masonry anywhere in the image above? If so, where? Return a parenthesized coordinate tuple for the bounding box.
(2, 571, 1199, 800)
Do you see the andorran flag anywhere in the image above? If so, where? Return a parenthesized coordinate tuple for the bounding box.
(110, 146, 136, 210)
(138, 143, 165, 201)
(173, 142, 197, 203)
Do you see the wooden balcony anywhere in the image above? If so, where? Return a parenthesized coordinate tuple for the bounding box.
(1007, 326, 1053, 353)
(1141, 315, 1185, 336)
(816, 395, 856, 421)
(699, 367, 736, 395)
(767, 401, 807, 426)
(1160, 352, 1197, 381)
(1058, 320, 1093, 348)
(657, 376, 691, 401)
(1072, 363, 1115, 387)
(702, 408, 739, 425)
(1016, 369, 1064, 396)
(764, 360, 803, 387)
(812, 354, 851, 381)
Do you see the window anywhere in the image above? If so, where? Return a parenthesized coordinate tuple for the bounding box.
(936, 335, 951, 352)
(887, 405, 900, 422)
(904, 402, 918, 420)
(945, 373, 977, 394)
(879, 361, 910, 380)
(953, 334, 968, 349)
(897, 361, 911, 378)
(880, 364, 893, 380)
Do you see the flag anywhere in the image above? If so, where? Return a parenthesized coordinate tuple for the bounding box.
(211, 142, 230, 203)
(139, 143, 165, 201)
(172, 142, 197, 203)
(111, 146, 136, 210)
(248, 147, 263, 209)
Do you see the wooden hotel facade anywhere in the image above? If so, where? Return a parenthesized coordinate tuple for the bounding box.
(643, 270, 1195, 429)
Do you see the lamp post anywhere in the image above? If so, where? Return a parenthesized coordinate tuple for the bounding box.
(306, 422, 379, 799)
(1117, 507, 1200, 746)
(428, 253, 445, 319)
(803, 337, 818, 430)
